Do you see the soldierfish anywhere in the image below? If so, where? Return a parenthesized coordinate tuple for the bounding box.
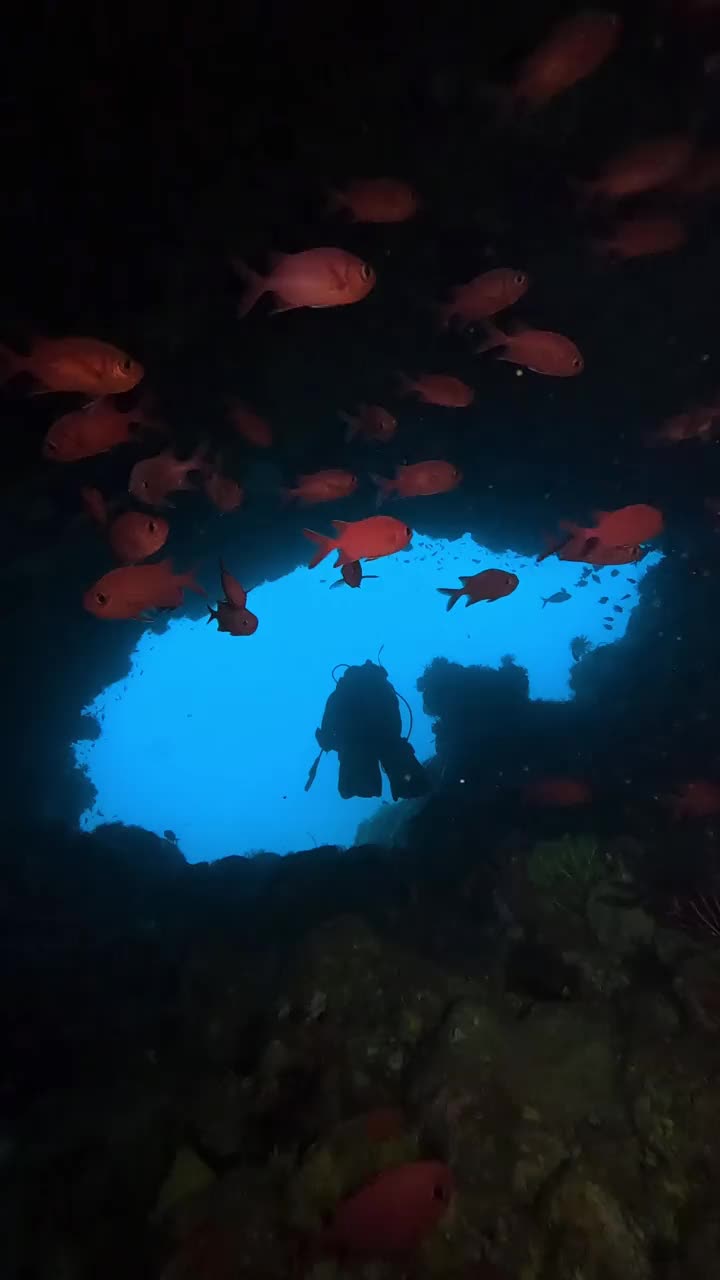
(232, 248, 375, 317)
(438, 569, 518, 610)
(669, 780, 720, 819)
(81, 489, 169, 563)
(83, 560, 205, 620)
(508, 10, 622, 109)
(207, 559, 258, 635)
(477, 322, 584, 376)
(304, 516, 412, 567)
(203, 470, 244, 512)
(339, 404, 397, 443)
(397, 372, 474, 407)
(43, 396, 158, 461)
(561, 504, 664, 550)
(437, 267, 529, 330)
(283, 469, 358, 505)
(372, 460, 462, 504)
(578, 134, 694, 202)
(227, 401, 273, 447)
(330, 560, 378, 589)
(524, 777, 592, 806)
(592, 214, 687, 260)
(0, 336, 144, 396)
(328, 178, 418, 223)
(129, 447, 208, 507)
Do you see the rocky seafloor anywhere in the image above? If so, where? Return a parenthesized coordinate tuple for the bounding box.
(4, 818, 720, 1280)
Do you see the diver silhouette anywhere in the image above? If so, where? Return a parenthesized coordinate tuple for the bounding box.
(306, 659, 429, 801)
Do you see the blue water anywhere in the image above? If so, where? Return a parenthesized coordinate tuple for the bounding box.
(74, 532, 662, 862)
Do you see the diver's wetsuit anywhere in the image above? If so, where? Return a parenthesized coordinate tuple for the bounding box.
(315, 661, 429, 801)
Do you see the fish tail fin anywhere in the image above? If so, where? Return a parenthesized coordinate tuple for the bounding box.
(303, 528, 336, 569)
(541, 597, 549, 608)
(0, 342, 24, 387)
(475, 320, 506, 355)
(370, 474, 393, 507)
(231, 257, 267, 318)
(206, 605, 218, 623)
(437, 586, 463, 611)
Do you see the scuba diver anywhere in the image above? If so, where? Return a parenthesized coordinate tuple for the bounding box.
(305, 658, 429, 801)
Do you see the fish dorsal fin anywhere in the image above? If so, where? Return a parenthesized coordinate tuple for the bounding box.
(459, 575, 472, 584)
(593, 510, 609, 522)
(332, 520, 350, 533)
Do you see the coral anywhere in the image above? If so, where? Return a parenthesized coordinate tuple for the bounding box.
(527, 834, 607, 916)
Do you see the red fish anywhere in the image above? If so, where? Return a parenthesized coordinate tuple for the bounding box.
(509, 10, 622, 109)
(207, 601, 258, 635)
(592, 214, 687, 260)
(330, 560, 378, 589)
(233, 248, 375, 317)
(339, 404, 397, 443)
(81, 487, 169, 563)
(328, 178, 418, 223)
(83, 560, 205, 620)
(43, 396, 156, 461)
(646, 404, 720, 446)
(669, 780, 720, 819)
(524, 777, 592, 807)
(227, 401, 273, 447)
(579, 134, 694, 201)
(397, 372, 474, 407)
(203, 470, 244, 513)
(569, 504, 664, 547)
(322, 1161, 453, 1257)
(0, 336, 143, 396)
(304, 516, 412, 567)
(129, 447, 207, 507)
(438, 569, 519, 610)
(558, 538, 645, 566)
(283, 469, 358, 505)
(477, 322, 583, 376)
(372, 460, 462, 503)
(437, 267, 529, 330)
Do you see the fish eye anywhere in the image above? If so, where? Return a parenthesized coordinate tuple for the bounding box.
(122, 357, 133, 371)
(45, 439, 57, 451)
(405, 526, 412, 537)
(141, 479, 149, 489)
(515, 272, 526, 285)
(95, 591, 108, 606)
(148, 520, 157, 532)
(360, 263, 372, 281)
(573, 357, 583, 369)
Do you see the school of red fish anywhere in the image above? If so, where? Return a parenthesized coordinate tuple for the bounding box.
(5, 8, 719, 835)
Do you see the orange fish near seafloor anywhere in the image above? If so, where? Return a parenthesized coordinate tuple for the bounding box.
(0, 336, 143, 396)
(578, 134, 694, 202)
(283, 469, 358, 505)
(438, 569, 519, 611)
(321, 1161, 454, 1257)
(304, 516, 412, 568)
(477, 322, 583, 376)
(524, 777, 592, 807)
(397, 372, 474, 407)
(227, 401, 273, 447)
(437, 267, 529, 330)
(232, 248, 376, 317)
(43, 396, 156, 461)
(83, 560, 205, 620)
(508, 10, 622, 109)
(328, 178, 418, 223)
(592, 214, 687, 260)
(330, 560, 378, 589)
(371, 460, 462, 504)
(203, 470, 244, 513)
(339, 404, 397, 443)
(129, 447, 207, 507)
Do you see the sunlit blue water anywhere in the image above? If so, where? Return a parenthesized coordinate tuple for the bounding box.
(74, 532, 662, 862)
